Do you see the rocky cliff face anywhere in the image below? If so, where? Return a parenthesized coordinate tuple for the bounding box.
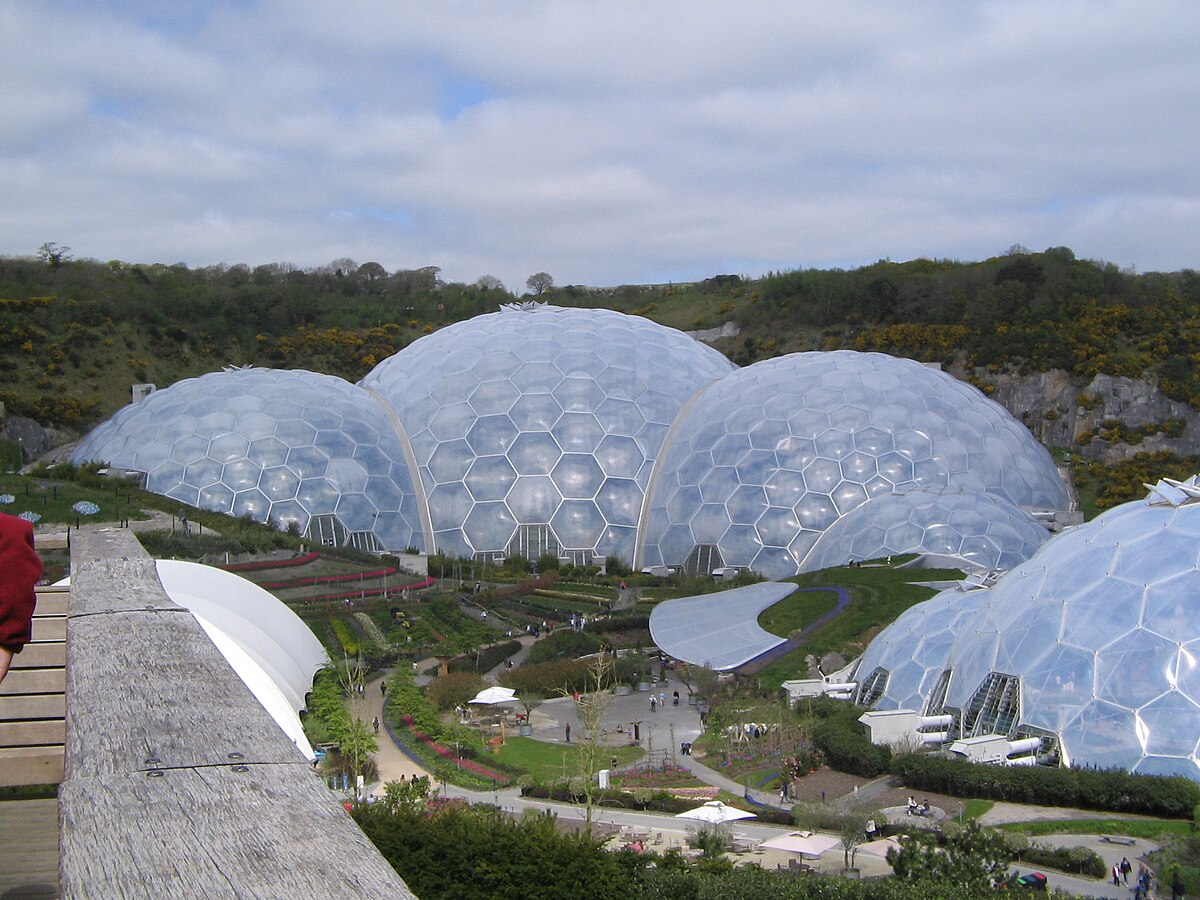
(966, 368, 1200, 464)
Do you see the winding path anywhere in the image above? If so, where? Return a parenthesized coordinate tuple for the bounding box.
(736, 586, 852, 675)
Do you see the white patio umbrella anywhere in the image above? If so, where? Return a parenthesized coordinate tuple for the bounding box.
(469, 686, 518, 705)
(674, 800, 757, 824)
(858, 836, 901, 859)
(759, 831, 841, 857)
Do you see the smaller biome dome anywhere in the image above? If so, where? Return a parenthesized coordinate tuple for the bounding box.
(803, 490, 1048, 574)
(856, 475, 1200, 780)
(361, 304, 734, 564)
(852, 586, 987, 712)
(72, 367, 425, 553)
(639, 351, 1066, 581)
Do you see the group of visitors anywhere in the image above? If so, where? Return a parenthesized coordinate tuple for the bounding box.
(906, 796, 931, 817)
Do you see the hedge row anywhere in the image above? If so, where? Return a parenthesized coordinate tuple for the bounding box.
(1020, 844, 1106, 879)
(891, 754, 1200, 818)
(519, 783, 792, 825)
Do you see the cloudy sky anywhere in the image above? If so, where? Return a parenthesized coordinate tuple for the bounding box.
(2, 2, 1197, 291)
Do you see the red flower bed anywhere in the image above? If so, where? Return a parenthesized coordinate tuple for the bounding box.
(223, 551, 321, 572)
(399, 715, 509, 783)
(301, 577, 437, 603)
(258, 566, 400, 589)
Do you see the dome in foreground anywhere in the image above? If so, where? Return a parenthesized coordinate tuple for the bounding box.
(72, 368, 425, 553)
(639, 351, 1067, 580)
(855, 476, 1200, 779)
(360, 304, 734, 563)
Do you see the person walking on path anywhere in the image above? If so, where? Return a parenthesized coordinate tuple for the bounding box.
(372, 715, 380, 734)
(565, 723, 571, 743)
(1121, 857, 1132, 885)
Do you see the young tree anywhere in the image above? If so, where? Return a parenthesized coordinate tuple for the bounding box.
(573, 653, 614, 836)
(515, 689, 545, 726)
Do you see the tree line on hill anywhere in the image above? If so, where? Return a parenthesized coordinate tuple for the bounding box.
(2, 245, 1199, 432)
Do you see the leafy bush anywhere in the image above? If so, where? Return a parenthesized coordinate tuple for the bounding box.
(527, 629, 603, 664)
(806, 698, 892, 777)
(425, 672, 486, 711)
(445, 640, 522, 675)
(1019, 843, 1105, 878)
(501, 658, 592, 696)
(891, 753, 1200, 818)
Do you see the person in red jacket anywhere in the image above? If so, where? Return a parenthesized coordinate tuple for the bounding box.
(0, 511, 42, 684)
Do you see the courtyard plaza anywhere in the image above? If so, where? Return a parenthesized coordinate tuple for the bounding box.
(348, 660, 1163, 893)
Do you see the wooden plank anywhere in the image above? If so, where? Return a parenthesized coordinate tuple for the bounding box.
(35, 532, 69, 550)
(33, 591, 70, 615)
(59, 766, 413, 898)
(0, 693, 66, 720)
(0, 668, 66, 696)
(0, 799, 59, 897)
(30, 616, 66, 642)
(0, 719, 66, 747)
(10, 643, 65, 668)
(60, 528, 415, 898)
(0, 746, 65, 786)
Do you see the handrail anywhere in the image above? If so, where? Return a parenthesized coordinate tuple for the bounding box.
(58, 528, 414, 897)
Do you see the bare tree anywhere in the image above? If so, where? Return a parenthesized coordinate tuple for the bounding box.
(573, 653, 614, 836)
(37, 242, 72, 268)
(525, 272, 554, 295)
(475, 275, 506, 292)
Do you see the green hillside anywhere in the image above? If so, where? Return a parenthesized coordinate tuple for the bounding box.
(3, 248, 1200, 510)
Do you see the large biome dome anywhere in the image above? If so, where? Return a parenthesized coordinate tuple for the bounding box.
(72, 308, 1065, 575)
(854, 476, 1200, 779)
(639, 351, 1066, 581)
(360, 304, 734, 563)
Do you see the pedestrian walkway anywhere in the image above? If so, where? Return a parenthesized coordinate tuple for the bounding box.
(350, 671, 427, 787)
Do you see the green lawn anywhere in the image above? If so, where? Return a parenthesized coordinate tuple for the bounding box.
(995, 819, 1193, 840)
(962, 799, 994, 820)
(493, 736, 643, 782)
(0, 474, 150, 526)
(752, 560, 965, 690)
(758, 589, 839, 637)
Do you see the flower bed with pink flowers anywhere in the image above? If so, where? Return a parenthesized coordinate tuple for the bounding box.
(398, 715, 510, 784)
(222, 551, 321, 572)
(257, 566, 399, 589)
(298, 577, 437, 603)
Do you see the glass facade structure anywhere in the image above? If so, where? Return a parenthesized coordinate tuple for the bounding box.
(360, 304, 734, 562)
(73, 307, 1065, 575)
(801, 490, 1049, 574)
(73, 367, 426, 552)
(639, 351, 1067, 580)
(855, 477, 1200, 779)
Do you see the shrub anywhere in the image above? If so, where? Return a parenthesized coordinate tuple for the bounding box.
(891, 753, 1200, 818)
(425, 672, 486, 711)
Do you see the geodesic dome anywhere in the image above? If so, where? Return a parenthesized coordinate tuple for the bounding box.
(638, 351, 1067, 580)
(72, 367, 425, 552)
(852, 586, 987, 713)
(855, 476, 1200, 779)
(802, 490, 1049, 574)
(359, 304, 734, 563)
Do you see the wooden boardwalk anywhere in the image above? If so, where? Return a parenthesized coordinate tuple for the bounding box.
(0, 798, 58, 898)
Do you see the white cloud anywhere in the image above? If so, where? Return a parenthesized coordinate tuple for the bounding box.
(1, 1, 1197, 290)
